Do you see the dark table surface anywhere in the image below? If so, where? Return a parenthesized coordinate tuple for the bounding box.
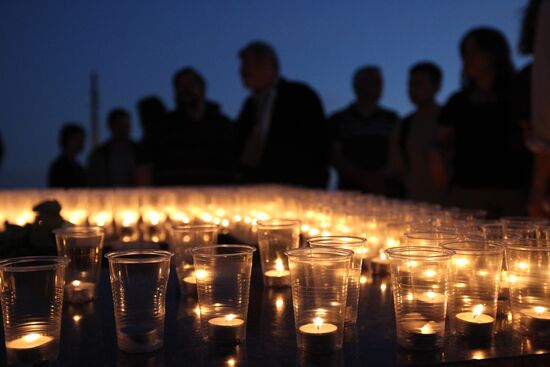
(1, 240, 550, 367)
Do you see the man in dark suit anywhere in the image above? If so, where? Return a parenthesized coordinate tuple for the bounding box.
(235, 41, 329, 188)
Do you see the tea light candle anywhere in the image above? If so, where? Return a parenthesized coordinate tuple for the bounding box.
(207, 314, 246, 343)
(520, 306, 550, 334)
(66, 280, 95, 303)
(264, 258, 290, 287)
(371, 252, 389, 275)
(403, 321, 439, 350)
(455, 304, 494, 339)
(6, 333, 55, 365)
(298, 317, 338, 353)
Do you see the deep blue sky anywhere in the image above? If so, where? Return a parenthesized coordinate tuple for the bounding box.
(0, 1, 528, 188)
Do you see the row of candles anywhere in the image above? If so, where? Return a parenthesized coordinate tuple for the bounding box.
(1, 186, 550, 365)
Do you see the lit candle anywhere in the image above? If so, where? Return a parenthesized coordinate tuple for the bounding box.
(370, 252, 390, 275)
(455, 304, 495, 340)
(520, 306, 550, 335)
(264, 258, 290, 287)
(6, 333, 55, 365)
(298, 316, 338, 353)
(65, 279, 95, 303)
(207, 314, 246, 344)
(402, 319, 439, 350)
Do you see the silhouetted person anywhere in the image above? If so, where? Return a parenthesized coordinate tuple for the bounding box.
(48, 123, 86, 188)
(433, 27, 531, 217)
(137, 96, 167, 143)
(235, 41, 329, 187)
(143, 68, 234, 185)
(330, 66, 398, 194)
(87, 109, 138, 187)
(389, 62, 445, 203)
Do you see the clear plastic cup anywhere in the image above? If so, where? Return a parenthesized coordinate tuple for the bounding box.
(0, 256, 68, 366)
(385, 246, 454, 350)
(404, 231, 459, 246)
(286, 247, 353, 353)
(505, 239, 550, 338)
(307, 236, 366, 325)
(191, 245, 255, 344)
(257, 219, 301, 287)
(54, 226, 105, 303)
(171, 224, 219, 295)
(442, 241, 503, 342)
(105, 250, 172, 353)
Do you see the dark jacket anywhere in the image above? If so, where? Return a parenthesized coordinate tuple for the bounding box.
(235, 79, 329, 187)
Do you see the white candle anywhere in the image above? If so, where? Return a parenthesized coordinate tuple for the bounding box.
(66, 280, 95, 303)
(207, 314, 246, 343)
(520, 306, 550, 334)
(455, 304, 494, 339)
(402, 320, 439, 350)
(264, 258, 290, 287)
(298, 317, 339, 352)
(6, 334, 53, 350)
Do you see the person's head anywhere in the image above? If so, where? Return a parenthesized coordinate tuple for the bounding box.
(173, 68, 206, 110)
(408, 62, 442, 107)
(59, 123, 85, 157)
(107, 108, 131, 142)
(353, 66, 383, 104)
(137, 96, 166, 135)
(239, 41, 279, 92)
(519, 0, 542, 55)
(460, 27, 514, 92)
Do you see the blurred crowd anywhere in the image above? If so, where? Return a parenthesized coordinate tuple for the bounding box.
(37, 0, 550, 219)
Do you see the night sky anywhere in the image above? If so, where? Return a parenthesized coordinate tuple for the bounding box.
(0, 1, 528, 188)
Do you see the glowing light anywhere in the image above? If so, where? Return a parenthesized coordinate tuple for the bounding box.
(419, 323, 433, 334)
(225, 314, 236, 322)
(360, 276, 367, 284)
(275, 258, 285, 274)
(309, 228, 320, 236)
(22, 334, 41, 343)
(473, 304, 484, 319)
(477, 270, 488, 277)
(275, 297, 284, 311)
(227, 358, 236, 367)
(534, 306, 547, 315)
(221, 219, 230, 227)
(194, 306, 201, 317)
(71, 280, 81, 287)
(313, 317, 324, 330)
(472, 351, 485, 360)
(454, 258, 469, 267)
(233, 215, 242, 222)
(405, 260, 417, 267)
(518, 262, 529, 270)
(423, 269, 436, 278)
(379, 252, 387, 261)
(301, 224, 310, 232)
(73, 315, 82, 322)
(195, 269, 208, 280)
(406, 293, 414, 301)
(380, 283, 387, 292)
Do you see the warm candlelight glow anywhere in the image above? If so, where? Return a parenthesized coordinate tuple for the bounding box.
(194, 306, 201, 317)
(423, 269, 436, 278)
(534, 306, 547, 315)
(426, 291, 437, 300)
(275, 258, 285, 273)
(73, 315, 82, 322)
(227, 358, 236, 367)
(454, 258, 469, 267)
(380, 283, 387, 292)
(419, 323, 433, 334)
(225, 314, 236, 322)
(71, 280, 81, 287)
(313, 316, 324, 330)
(406, 292, 414, 301)
(518, 262, 529, 270)
(275, 297, 284, 311)
(360, 276, 367, 284)
(23, 334, 41, 343)
(379, 252, 387, 261)
(195, 269, 208, 281)
(473, 304, 484, 319)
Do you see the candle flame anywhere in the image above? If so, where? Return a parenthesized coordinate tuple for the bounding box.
(534, 306, 547, 315)
(454, 258, 469, 267)
(360, 276, 367, 284)
(225, 314, 236, 321)
(518, 262, 529, 270)
(419, 324, 433, 334)
(423, 270, 436, 278)
(426, 291, 436, 300)
(473, 304, 484, 319)
(195, 269, 208, 280)
(22, 334, 41, 343)
(71, 280, 81, 287)
(275, 258, 285, 273)
(227, 358, 236, 367)
(379, 252, 387, 261)
(313, 316, 324, 329)
(275, 297, 284, 311)
(73, 315, 82, 322)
